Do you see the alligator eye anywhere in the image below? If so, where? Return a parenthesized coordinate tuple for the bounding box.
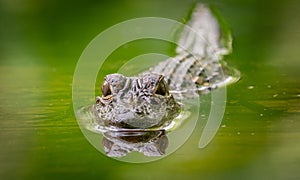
(153, 79, 168, 96)
(101, 81, 113, 99)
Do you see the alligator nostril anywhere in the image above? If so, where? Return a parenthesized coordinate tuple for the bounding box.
(136, 111, 143, 115)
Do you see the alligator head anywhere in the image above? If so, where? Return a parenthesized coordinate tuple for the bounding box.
(93, 73, 181, 129)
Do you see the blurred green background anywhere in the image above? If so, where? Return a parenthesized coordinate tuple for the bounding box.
(1, 0, 300, 179)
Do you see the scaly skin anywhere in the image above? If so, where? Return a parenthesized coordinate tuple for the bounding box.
(92, 73, 181, 129)
(90, 4, 240, 130)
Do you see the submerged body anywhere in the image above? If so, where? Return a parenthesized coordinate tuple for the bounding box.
(91, 4, 239, 129)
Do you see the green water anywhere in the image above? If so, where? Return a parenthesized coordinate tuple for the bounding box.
(1, 0, 300, 179)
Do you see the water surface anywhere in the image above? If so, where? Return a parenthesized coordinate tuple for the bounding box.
(0, 0, 300, 179)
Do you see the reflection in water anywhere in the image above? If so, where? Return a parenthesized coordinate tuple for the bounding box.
(76, 104, 187, 158)
(102, 130, 168, 157)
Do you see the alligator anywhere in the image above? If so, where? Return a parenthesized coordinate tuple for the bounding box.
(91, 4, 240, 131)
